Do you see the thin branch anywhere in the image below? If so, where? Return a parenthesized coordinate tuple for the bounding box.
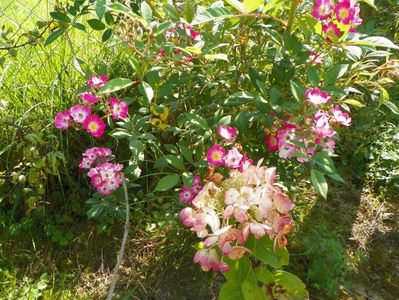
(0, 22, 52, 51)
(106, 175, 130, 300)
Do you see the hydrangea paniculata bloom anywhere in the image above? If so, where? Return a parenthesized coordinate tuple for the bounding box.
(109, 98, 128, 120)
(54, 110, 71, 131)
(83, 114, 106, 138)
(179, 157, 295, 272)
(217, 125, 238, 142)
(80, 92, 99, 104)
(69, 105, 91, 124)
(87, 75, 108, 88)
(206, 145, 226, 166)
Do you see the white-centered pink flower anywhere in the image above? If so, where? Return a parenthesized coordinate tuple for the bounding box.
(306, 88, 331, 105)
(69, 105, 91, 124)
(332, 105, 351, 126)
(87, 75, 108, 88)
(312, 0, 333, 21)
(80, 92, 99, 104)
(54, 110, 71, 131)
(109, 97, 128, 120)
(217, 125, 238, 142)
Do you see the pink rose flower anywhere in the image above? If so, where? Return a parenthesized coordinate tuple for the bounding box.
(83, 114, 106, 138)
(54, 110, 71, 131)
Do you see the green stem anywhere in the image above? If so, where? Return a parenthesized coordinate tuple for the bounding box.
(287, 0, 299, 32)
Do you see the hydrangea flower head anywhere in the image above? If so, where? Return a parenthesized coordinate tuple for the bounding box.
(83, 114, 106, 138)
(206, 145, 226, 167)
(88, 75, 108, 88)
(217, 125, 238, 142)
(54, 110, 71, 131)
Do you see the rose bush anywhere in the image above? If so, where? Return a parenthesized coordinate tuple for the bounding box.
(49, 0, 398, 298)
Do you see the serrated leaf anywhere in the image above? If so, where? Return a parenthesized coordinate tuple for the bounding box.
(311, 169, 328, 199)
(154, 174, 179, 192)
(245, 235, 289, 268)
(97, 78, 133, 94)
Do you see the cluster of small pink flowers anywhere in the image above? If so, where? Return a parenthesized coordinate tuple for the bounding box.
(312, 0, 362, 39)
(179, 176, 203, 203)
(206, 125, 253, 170)
(54, 75, 128, 138)
(79, 147, 124, 195)
(156, 22, 202, 62)
(179, 158, 295, 272)
(265, 89, 351, 162)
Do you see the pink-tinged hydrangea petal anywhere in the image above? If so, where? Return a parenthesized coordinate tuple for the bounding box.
(223, 205, 235, 219)
(179, 207, 196, 228)
(69, 105, 91, 124)
(227, 246, 247, 260)
(206, 145, 226, 167)
(305, 88, 331, 105)
(88, 75, 108, 88)
(335, 0, 355, 25)
(83, 114, 106, 138)
(213, 261, 229, 272)
(225, 147, 243, 169)
(217, 125, 237, 142)
(54, 110, 71, 131)
(80, 92, 99, 104)
(312, 0, 333, 21)
(322, 22, 341, 39)
(273, 187, 295, 214)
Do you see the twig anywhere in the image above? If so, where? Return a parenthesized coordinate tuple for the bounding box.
(0, 22, 52, 51)
(106, 175, 130, 300)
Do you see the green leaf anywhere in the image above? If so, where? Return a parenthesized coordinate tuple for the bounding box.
(218, 281, 244, 300)
(254, 266, 274, 284)
(97, 78, 133, 94)
(185, 113, 209, 131)
(225, 0, 244, 12)
(140, 1, 153, 21)
(351, 36, 399, 50)
(107, 3, 148, 27)
(310, 169, 328, 199)
(193, 6, 231, 25)
(45, 28, 65, 46)
(128, 56, 143, 80)
(273, 270, 309, 299)
(163, 4, 180, 21)
(139, 81, 154, 104)
(243, 0, 263, 12)
(307, 66, 319, 86)
(154, 174, 179, 192)
(164, 155, 186, 171)
(290, 81, 305, 102)
(71, 22, 86, 31)
(87, 19, 106, 30)
(204, 53, 229, 61)
(383, 101, 399, 115)
(360, 0, 377, 10)
(96, 0, 108, 19)
(180, 145, 193, 163)
(312, 151, 337, 174)
(343, 99, 365, 107)
(245, 235, 289, 268)
(156, 22, 172, 35)
(224, 256, 252, 285)
(241, 280, 268, 300)
(50, 11, 71, 23)
(325, 64, 350, 85)
(184, 0, 195, 23)
(182, 172, 194, 187)
(102, 28, 113, 42)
